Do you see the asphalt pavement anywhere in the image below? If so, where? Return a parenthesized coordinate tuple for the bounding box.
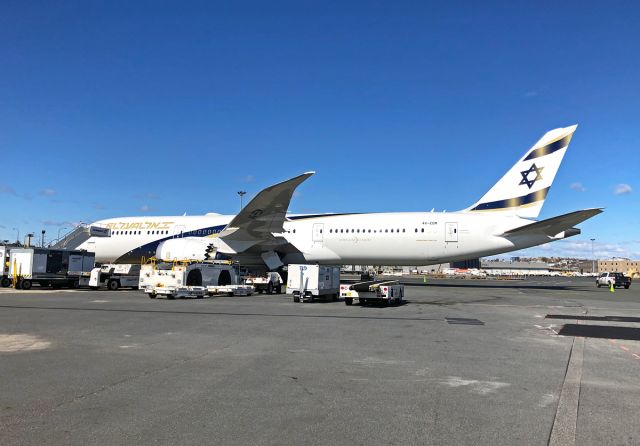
(1, 277, 639, 445)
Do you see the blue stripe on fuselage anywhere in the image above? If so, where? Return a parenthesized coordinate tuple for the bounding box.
(113, 224, 227, 263)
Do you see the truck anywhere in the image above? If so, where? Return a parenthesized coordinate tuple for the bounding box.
(596, 272, 632, 289)
(8, 248, 95, 290)
(340, 280, 404, 306)
(1, 245, 11, 287)
(88, 264, 141, 290)
(139, 260, 252, 299)
(244, 272, 284, 294)
(286, 264, 340, 302)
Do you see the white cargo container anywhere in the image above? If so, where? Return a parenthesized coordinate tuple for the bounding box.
(286, 264, 340, 302)
(8, 248, 95, 290)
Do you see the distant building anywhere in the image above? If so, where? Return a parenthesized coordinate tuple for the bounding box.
(480, 260, 553, 276)
(596, 259, 640, 276)
(451, 258, 480, 269)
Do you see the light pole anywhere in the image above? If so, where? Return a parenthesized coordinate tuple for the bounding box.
(57, 227, 67, 243)
(12, 227, 19, 245)
(237, 191, 247, 211)
(590, 238, 595, 274)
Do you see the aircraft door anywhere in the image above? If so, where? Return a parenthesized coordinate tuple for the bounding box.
(312, 223, 324, 247)
(445, 222, 458, 242)
(173, 225, 186, 239)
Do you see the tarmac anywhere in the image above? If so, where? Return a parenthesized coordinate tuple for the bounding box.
(1, 276, 639, 445)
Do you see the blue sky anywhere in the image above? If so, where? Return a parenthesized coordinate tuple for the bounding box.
(1, 1, 638, 259)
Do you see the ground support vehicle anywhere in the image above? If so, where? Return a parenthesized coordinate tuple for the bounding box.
(89, 264, 141, 290)
(151, 286, 207, 299)
(597, 272, 632, 289)
(0, 245, 11, 287)
(140, 260, 240, 299)
(8, 248, 95, 290)
(340, 280, 404, 306)
(245, 272, 283, 294)
(286, 264, 340, 302)
(206, 284, 254, 296)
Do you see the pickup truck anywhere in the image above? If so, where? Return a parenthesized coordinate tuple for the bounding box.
(245, 272, 283, 294)
(596, 272, 632, 289)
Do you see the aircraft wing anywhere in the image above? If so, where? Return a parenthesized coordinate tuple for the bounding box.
(501, 208, 603, 237)
(218, 172, 314, 243)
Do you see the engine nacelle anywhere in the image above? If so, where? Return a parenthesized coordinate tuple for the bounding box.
(156, 237, 216, 261)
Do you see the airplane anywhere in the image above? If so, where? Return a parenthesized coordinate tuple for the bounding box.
(73, 125, 601, 270)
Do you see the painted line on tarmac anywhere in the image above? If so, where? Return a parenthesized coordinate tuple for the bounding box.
(548, 335, 584, 446)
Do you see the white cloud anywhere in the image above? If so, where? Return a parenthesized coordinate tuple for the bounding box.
(40, 188, 56, 197)
(140, 204, 151, 212)
(523, 90, 539, 98)
(42, 220, 77, 227)
(134, 192, 159, 200)
(502, 239, 640, 260)
(569, 182, 586, 192)
(614, 184, 632, 195)
(242, 175, 255, 183)
(0, 185, 17, 196)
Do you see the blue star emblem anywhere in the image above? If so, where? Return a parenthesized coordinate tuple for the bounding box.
(519, 163, 544, 189)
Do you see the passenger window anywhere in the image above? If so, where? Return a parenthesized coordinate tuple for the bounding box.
(357, 229, 360, 233)
(415, 228, 418, 233)
(320, 229, 323, 234)
(421, 228, 424, 233)
(385, 229, 388, 233)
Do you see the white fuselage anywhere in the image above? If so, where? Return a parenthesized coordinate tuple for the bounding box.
(78, 212, 554, 266)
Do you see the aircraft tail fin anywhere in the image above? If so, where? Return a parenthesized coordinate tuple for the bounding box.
(462, 125, 577, 219)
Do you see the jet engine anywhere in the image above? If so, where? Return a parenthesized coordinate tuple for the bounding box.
(155, 237, 220, 261)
